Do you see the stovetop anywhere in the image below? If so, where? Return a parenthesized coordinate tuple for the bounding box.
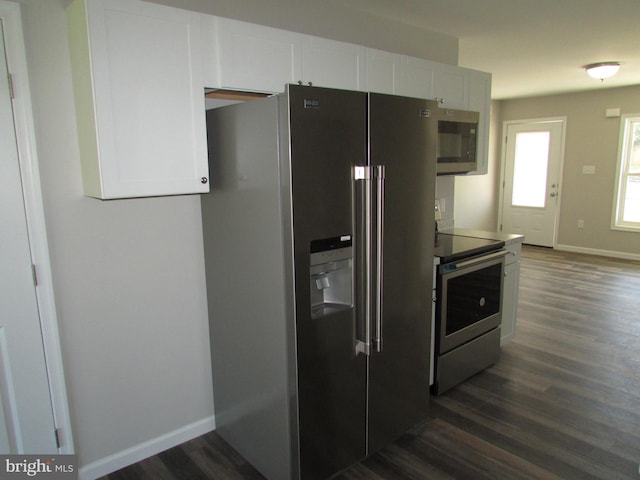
(434, 233, 504, 263)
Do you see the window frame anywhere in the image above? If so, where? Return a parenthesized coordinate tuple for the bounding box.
(612, 113, 640, 232)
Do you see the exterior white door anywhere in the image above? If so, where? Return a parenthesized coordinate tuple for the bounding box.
(0, 19, 58, 453)
(500, 119, 565, 247)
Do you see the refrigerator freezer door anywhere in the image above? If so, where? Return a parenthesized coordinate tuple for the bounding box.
(367, 93, 437, 453)
(287, 85, 368, 479)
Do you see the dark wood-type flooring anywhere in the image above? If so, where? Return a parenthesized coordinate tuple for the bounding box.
(101, 245, 640, 479)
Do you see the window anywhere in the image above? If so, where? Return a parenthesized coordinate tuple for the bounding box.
(511, 131, 550, 208)
(612, 114, 640, 231)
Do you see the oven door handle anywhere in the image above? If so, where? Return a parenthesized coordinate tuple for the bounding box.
(450, 249, 509, 270)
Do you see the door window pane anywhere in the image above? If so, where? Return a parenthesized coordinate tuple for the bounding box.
(511, 131, 550, 207)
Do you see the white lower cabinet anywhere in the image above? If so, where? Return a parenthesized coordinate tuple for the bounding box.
(430, 261, 438, 386)
(67, 0, 209, 199)
(501, 241, 522, 344)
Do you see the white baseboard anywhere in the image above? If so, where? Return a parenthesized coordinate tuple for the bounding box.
(78, 416, 216, 480)
(555, 243, 640, 261)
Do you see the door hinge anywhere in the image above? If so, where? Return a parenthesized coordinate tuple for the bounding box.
(32, 264, 38, 286)
(8, 73, 15, 99)
(499, 224, 503, 232)
(54, 428, 61, 449)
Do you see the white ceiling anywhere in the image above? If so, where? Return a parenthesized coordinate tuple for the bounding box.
(329, 0, 640, 99)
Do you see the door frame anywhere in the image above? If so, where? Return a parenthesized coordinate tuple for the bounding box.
(497, 116, 567, 247)
(0, 2, 74, 453)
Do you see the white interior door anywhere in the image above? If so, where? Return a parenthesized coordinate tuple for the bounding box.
(0, 19, 58, 453)
(500, 119, 565, 247)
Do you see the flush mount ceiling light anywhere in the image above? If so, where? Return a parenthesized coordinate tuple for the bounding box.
(584, 62, 621, 80)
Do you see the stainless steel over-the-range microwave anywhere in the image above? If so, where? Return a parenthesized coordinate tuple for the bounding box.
(436, 108, 480, 175)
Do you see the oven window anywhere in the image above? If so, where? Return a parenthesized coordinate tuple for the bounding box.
(445, 262, 502, 336)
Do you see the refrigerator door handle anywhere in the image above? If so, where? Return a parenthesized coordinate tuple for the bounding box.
(354, 166, 372, 356)
(373, 165, 385, 353)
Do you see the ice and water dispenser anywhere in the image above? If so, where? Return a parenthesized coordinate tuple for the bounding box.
(310, 235, 353, 318)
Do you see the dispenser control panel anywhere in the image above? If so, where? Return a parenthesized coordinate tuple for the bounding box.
(309, 235, 353, 318)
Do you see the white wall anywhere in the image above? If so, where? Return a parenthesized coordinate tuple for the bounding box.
(499, 86, 640, 256)
(435, 176, 455, 230)
(16, 0, 459, 477)
(18, 0, 214, 475)
(454, 101, 502, 231)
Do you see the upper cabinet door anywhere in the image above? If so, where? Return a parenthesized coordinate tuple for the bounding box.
(212, 17, 302, 93)
(67, 0, 209, 199)
(366, 49, 400, 95)
(301, 35, 366, 91)
(432, 64, 469, 109)
(399, 56, 435, 100)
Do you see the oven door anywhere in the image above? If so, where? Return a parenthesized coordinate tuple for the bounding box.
(437, 249, 508, 354)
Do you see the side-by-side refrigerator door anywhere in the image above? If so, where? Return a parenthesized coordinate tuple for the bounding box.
(367, 93, 437, 453)
(287, 85, 368, 480)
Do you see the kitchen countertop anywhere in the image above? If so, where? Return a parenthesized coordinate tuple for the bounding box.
(439, 228, 525, 246)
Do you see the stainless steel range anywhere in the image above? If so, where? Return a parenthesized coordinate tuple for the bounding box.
(432, 234, 508, 395)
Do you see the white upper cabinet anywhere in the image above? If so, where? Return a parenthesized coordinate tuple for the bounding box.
(432, 64, 491, 175)
(301, 35, 366, 91)
(67, 0, 209, 199)
(202, 20, 365, 92)
(205, 16, 302, 93)
(200, 15, 220, 89)
(432, 63, 469, 109)
(66, 0, 492, 197)
(399, 55, 435, 100)
(365, 49, 400, 95)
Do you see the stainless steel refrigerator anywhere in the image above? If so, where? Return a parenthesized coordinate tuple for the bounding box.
(201, 85, 437, 480)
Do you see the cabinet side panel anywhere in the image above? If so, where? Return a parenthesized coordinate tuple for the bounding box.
(201, 97, 294, 480)
(467, 70, 492, 175)
(67, 0, 102, 198)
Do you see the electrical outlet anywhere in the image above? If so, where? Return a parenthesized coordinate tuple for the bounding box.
(434, 199, 442, 220)
(577, 219, 584, 229)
